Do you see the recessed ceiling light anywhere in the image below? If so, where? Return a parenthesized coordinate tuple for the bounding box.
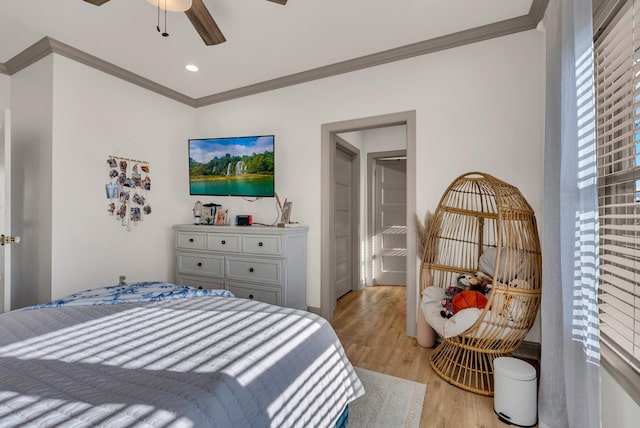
(185, 64, 199, 72)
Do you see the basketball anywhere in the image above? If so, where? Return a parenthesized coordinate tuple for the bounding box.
(452, 290, 488, 314)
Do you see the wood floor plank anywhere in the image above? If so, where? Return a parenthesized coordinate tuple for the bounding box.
(331, 286, 513, 428)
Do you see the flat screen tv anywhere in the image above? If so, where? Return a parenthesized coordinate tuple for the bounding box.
(188, 135, 275, 197)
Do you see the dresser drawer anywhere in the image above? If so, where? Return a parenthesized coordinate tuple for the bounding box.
(176, 274, 225, 290)
(225, 257, 282, 286)
(243, 234, 282, 256)
(176, 232, 207, 250)
(226, 281, 280, 306)
(174, 224, 307, 310)
(207, 233, 241, 252)
(177, 252, 224, 278)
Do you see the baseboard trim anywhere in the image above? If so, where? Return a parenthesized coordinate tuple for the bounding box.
(307, 306, 321, 316)
(513, 341, 541, 361)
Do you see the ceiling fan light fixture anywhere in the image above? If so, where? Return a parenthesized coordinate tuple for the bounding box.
(145, 0, 192, 12)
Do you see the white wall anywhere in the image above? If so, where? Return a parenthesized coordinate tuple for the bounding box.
(10, 54, 196, 305)
(0, 74, 9, 110)
(46, 55, 197, 299)
(10, 57, 54, 308)
(195, 29, 545, 308)
(359, 126, 406, 154)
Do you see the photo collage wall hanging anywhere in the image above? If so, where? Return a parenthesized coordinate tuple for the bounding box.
(105, 155, 151, 230)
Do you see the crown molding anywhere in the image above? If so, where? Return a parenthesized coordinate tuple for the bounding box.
(2, 37, 195, 107)
(2, 2, 547, 108)
(47, 38, 196, 107)
(4, 37, 52, 75)
(528, 0, 549, 24)
(196, 14, 537, 107)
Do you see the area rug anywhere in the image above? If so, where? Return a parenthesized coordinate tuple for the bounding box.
(349, 367, 426, 428)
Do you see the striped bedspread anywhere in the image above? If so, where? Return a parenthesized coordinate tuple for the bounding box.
(0, 294, 363, 427)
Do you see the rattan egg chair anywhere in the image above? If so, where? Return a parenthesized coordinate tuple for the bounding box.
(420, 172, 541, 396)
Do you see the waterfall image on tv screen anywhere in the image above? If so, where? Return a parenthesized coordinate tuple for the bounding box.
(188, 135, 275, 197)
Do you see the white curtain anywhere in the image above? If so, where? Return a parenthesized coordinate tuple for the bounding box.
(540, 1, 601, 427)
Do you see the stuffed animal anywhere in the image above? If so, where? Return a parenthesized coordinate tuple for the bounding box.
(440, 285, 464, 318)
(468, 273, 492, 294)
(456, 272, 474, 288)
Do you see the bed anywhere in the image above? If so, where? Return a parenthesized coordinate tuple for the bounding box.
(0, 282, 364, 427)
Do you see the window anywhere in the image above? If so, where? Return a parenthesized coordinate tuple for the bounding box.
(594, 0, 640, 394)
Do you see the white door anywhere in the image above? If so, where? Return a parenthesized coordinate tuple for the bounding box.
(373, 158, 407, 285)
(335, 145, 353, 298)
(0, 108, 13, 313)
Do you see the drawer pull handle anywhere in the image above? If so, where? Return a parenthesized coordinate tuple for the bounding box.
(221, 240, 226, 245)
(248, 294, 254, 299)
(197, 262, 202, 267)
(189, 238, 194, 243)
(258, 242, 263, 247)
(249, 267, 254, 273)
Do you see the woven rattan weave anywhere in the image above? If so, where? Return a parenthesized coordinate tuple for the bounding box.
(420, 172, 541, 396)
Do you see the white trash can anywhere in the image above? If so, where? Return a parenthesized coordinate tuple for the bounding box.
(493, 357, 537, 427)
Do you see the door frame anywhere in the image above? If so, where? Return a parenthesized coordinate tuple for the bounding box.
(321, 110, 417, 337)
(1, 109, 10, 313)
(334, 135, 361, 297)
(367, 150, 407, 287)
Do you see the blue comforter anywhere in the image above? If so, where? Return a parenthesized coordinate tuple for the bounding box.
(25, 281, 234, 309)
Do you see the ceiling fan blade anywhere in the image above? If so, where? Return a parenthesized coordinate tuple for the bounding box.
(184, 0, 226, 46)
(83, 0, 110, 5)
(268, 0, 288, 4)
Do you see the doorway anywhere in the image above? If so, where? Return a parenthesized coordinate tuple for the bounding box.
(321, 111, 417, 337)
(370, 152, 407, 286)
(334, 137, 360, 299)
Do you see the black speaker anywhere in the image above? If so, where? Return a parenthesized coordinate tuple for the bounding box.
(236, 215, 252, 226)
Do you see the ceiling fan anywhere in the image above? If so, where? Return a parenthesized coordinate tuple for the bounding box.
(83, 0, 288, 46)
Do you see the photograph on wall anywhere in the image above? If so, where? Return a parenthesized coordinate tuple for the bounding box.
(130, 207, 141, 221)
(105, 183, 121, 199)
(105, 156, 152, 230)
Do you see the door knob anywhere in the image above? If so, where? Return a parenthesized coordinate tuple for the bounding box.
(0, 235, 20, 246)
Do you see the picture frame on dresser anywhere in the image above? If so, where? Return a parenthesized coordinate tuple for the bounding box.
(214, 208, 228, 225)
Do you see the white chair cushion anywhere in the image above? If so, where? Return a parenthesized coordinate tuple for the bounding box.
(421, 287, 483, 338)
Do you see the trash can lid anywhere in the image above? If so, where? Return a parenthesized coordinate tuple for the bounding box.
(494, 357, 536, 381)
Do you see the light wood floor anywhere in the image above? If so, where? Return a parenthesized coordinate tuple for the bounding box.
(331, 286, 510, 428)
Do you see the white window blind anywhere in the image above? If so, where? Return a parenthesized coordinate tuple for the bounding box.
(594, 0, 640, 372)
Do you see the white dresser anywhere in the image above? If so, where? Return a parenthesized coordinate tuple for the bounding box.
(173, 224, 308, 310)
